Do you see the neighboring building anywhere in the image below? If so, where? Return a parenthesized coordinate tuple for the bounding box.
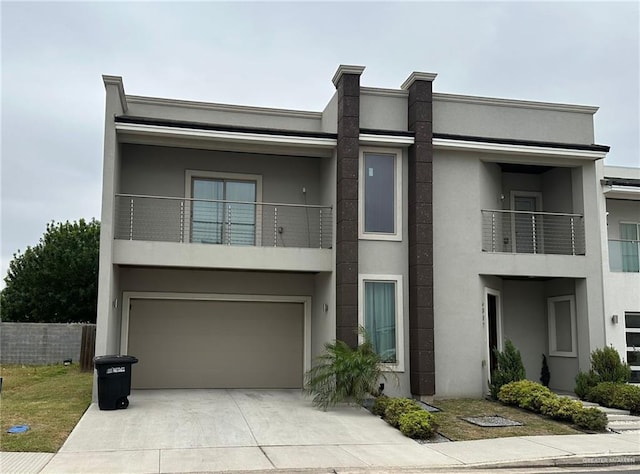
(601, 166, 640, 383)
(97, 65, 630, 400)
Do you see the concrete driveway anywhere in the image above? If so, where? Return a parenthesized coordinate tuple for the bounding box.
(42, 389, 460, 472)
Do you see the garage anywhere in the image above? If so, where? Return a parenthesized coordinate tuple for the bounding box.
(125, 297, 305, 389)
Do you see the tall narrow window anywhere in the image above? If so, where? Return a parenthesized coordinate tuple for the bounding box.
(359, 274, 404, 370)
(360, 149, 402, 240)
(625, 312, 640, 383)
(191, 178, 256, 245)
(620, 223, 640, 272)
(548, 295, 577, 357)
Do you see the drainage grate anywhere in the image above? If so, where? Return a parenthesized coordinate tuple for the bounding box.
(461, 415, 523, 427)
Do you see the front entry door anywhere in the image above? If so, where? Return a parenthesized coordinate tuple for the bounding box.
(485, 288, 501, 393)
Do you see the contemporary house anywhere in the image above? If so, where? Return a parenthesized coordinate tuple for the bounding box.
(97, 65, 633, 400)
(601, 166, 640, 383)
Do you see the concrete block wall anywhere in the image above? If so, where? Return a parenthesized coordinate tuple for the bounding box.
(0, 322, 94, 365)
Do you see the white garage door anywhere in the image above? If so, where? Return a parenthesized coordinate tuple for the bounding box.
(127, 298, 304, 389)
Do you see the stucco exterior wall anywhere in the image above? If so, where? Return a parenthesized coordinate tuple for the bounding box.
(119, 144, 323, 205)
(360, 89, 408, 131)
(433, 95, 596, 144)
(126, 98, 324, 133)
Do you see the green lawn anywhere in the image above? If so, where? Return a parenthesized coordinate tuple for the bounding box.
(432, 398, 581, 441)
(0, 364, 93, 452)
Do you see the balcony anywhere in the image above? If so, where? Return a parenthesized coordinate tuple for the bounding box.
(112, 194, 333, 272)
(482, 209, 585, 255)
(608, 240, 640, 272)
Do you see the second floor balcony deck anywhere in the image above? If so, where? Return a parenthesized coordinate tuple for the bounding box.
(112, 194, 333, 272)
(482, 209, 585, 256)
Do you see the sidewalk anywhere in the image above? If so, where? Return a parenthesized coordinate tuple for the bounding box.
(3, 431, 638, 473)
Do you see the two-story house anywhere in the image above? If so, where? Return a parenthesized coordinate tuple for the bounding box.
(96, 65, 616, 399)
(601, 166, 640, 383)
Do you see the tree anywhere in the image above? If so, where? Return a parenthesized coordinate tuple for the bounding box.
(1, 219, 100, 323)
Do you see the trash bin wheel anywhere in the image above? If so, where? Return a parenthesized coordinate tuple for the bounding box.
(117, 397, 129, 409)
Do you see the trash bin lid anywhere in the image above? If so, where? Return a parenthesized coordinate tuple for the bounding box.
(94, 355, 139, 365)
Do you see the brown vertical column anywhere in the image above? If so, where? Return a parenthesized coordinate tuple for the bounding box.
(332, 65, 364, 348)
(402, 72, 437, 396)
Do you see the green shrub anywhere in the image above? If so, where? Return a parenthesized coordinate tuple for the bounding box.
(574, 371, 598, 399)
(612, 385, 640, 416)
(586, 382, 640, 415)
(540, 397, 583, 421)
(586, 382, 618, 406)
(384, 398, 422, 428)
(398, 410, 437, 439)
(590, 346, 631, 383)
(498, 380, 551, 410)
(575, 346, 631, 399)
(572, 407, 608, 432)
(304, 328, 384, 410)
(516, 384, 554, 412)
(540, 354, 550, 387)
(489, 340, 526, 399)
(371, 395, 391, 417)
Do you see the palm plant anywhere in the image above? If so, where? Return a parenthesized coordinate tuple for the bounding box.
(304, 328, 385, 410)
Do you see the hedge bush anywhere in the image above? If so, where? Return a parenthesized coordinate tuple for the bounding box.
(498, 380, 608, 432)
(398, 410, 437, 439)
(586, 382, 640, 416)
(540, 397, 583, 421)
(575, 371, 598, 399)
(384, 398, 422, 428)
(574, 346, 631, 399)
(371, 395, 391, 417)
(572, 407, 608, 432)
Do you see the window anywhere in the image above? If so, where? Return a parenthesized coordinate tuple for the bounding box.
(359, 274, 404, 370)
(620, 223, 640, 272)
(185, 171, 262, 245)
(548, 295, 577, 357)
(625, 312, 640, 383)
(359, 149, 402, 240)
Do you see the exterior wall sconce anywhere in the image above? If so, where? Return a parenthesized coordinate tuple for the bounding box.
(611, 314, 619, 324)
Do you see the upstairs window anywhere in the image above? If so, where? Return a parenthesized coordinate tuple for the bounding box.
(359, 149, 402, 240)
(620, 223, 640, 272)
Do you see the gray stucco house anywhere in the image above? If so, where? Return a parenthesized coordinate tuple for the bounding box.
(96, 65, 638, 398)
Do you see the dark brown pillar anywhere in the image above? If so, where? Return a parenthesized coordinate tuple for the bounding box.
(333, 65, 364, 348)
(402, 72, 437, 396)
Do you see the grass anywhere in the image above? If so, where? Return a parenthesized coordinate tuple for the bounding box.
(0, 364, 93, 452)
(431, 398, 581, 441)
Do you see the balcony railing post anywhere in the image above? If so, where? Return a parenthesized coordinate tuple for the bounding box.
(531, 214, 537, 254)
(179, 201, 184, 243)
(227, 204, 232, 245)
(319, 209, 323, 249)
(274, 207, 278, 247)
(491, 211, 496, 252)
(570, 217, 576, 256)
(129, 198, 134, 241)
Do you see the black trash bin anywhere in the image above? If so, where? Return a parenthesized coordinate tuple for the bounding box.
(94, 355, 138, 410)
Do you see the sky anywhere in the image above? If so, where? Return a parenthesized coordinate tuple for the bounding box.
(1, 1, 639, 285)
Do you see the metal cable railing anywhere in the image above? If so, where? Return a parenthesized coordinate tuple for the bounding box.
(114, 194, 333, 249)
(481, 209, 585, 255)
